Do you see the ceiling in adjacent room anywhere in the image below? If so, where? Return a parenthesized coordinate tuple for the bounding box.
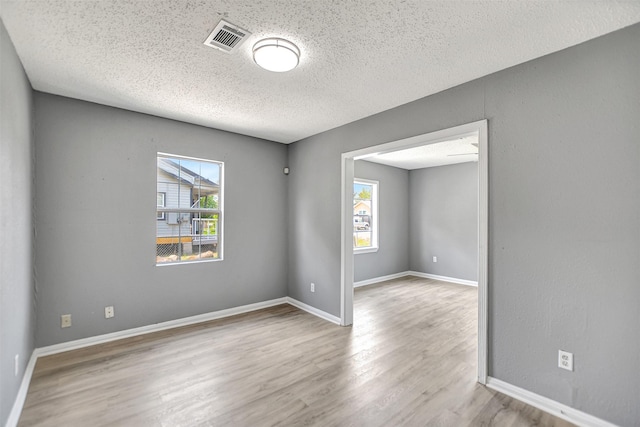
(364, 135, 479, 170)
(1, 1, 639, 144)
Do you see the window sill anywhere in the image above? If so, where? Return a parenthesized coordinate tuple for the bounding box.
(156, 257, 223, 267)
(354, 247, 378, 255)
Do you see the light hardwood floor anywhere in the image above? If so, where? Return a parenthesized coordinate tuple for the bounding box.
(19, 277, 574, 426)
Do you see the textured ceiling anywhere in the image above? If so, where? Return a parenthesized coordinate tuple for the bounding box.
(1, 1, 639, 144)
(365, 135, 478, 170)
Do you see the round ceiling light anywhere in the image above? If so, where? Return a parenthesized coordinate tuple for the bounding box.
(253, 38, 300, 72)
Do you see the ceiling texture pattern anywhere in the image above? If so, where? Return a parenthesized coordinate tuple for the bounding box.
(2, 1, 639, 143)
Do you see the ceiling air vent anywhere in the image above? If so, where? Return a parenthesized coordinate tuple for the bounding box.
(203, 19, 251, 53)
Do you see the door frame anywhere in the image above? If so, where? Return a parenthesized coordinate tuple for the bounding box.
(340, 119, 488, 384)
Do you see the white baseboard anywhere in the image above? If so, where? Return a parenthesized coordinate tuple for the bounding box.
(286, 297, 341, 325)
(486, 377, 618, 427)
(407, 271, 478, 287)
(37, 297, 288, 357)
(6, 351, 38, 427)
(354, 271, 477, 288)
(354, 271, 411, 288)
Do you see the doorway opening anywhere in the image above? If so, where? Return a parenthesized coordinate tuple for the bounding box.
(340, 120, 488, 384)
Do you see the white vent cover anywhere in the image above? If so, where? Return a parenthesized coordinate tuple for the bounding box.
(203, 19, 251, 53)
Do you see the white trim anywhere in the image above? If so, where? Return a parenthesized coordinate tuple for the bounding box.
(354, 271, 411, 288)
(157, 152, 220, 164)
(37, 298, 287, 356)
(6, 351, 38, 427)
(353, 247, 378, 255)
(486, 377, 619, 427)
(286, 297, 341, 325)
(407, 271, 478, 287)
(348, 122, 484, 160)
(156, 257, 223, 267)
(340, 155, 355, 326)
(477, 119, 489, 384)
(340, 119, 489, 384)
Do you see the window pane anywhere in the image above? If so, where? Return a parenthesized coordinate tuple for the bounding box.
(354, 231, 372, 248)
(157, 155, 222, 264)
(353, 179, 377, 251)
(354, 183, 372, 201)
(156, 211, 221, 263)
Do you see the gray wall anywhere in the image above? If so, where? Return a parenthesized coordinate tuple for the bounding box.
(34, 93, 289, 347)
(0, 20, 35, 426)
(409, 162, 478, 281)
(287, 24, 640, 426)
(353, 160, 409, 283)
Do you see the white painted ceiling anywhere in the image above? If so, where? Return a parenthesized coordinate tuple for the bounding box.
(364, 135, 478, 170)
(1, 1, 639, 144)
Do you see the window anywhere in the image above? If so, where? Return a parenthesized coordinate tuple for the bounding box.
(156, 192, 166, 220)
(353, 179, 378, 253)
(156, 153, 223, 264)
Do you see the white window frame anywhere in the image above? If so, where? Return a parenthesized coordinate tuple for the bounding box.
(156, 152, 224, 265)
(157, 192, 166, 220)
(353, 178, 378, 254)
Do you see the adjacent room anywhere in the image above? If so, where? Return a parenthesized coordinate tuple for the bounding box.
(2, 2, 639, 426)
(352, 137, 480, 288)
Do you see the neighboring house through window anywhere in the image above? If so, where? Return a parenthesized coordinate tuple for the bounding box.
(353, 179, 378, 253)
(156, 153, 223, 264)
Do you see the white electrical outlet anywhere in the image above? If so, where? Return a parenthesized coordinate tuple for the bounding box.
(310, 283, 315, 293)
(61, 314, 72, 328)
(14, 354, 19, 376)
(558, 350, 573, 371)
(433, 256, 438, 263)
(105, 306, 115, 319)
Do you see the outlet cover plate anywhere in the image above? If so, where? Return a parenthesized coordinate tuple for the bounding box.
(105, 306, 115, 319)
(558, 350, 573, 371)
(61, 314, 72, 328)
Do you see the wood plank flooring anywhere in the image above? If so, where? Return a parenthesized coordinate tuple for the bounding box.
(19, 277, 574, 426)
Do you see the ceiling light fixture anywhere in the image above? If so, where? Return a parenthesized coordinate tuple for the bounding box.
(253, 38, 300, 72)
